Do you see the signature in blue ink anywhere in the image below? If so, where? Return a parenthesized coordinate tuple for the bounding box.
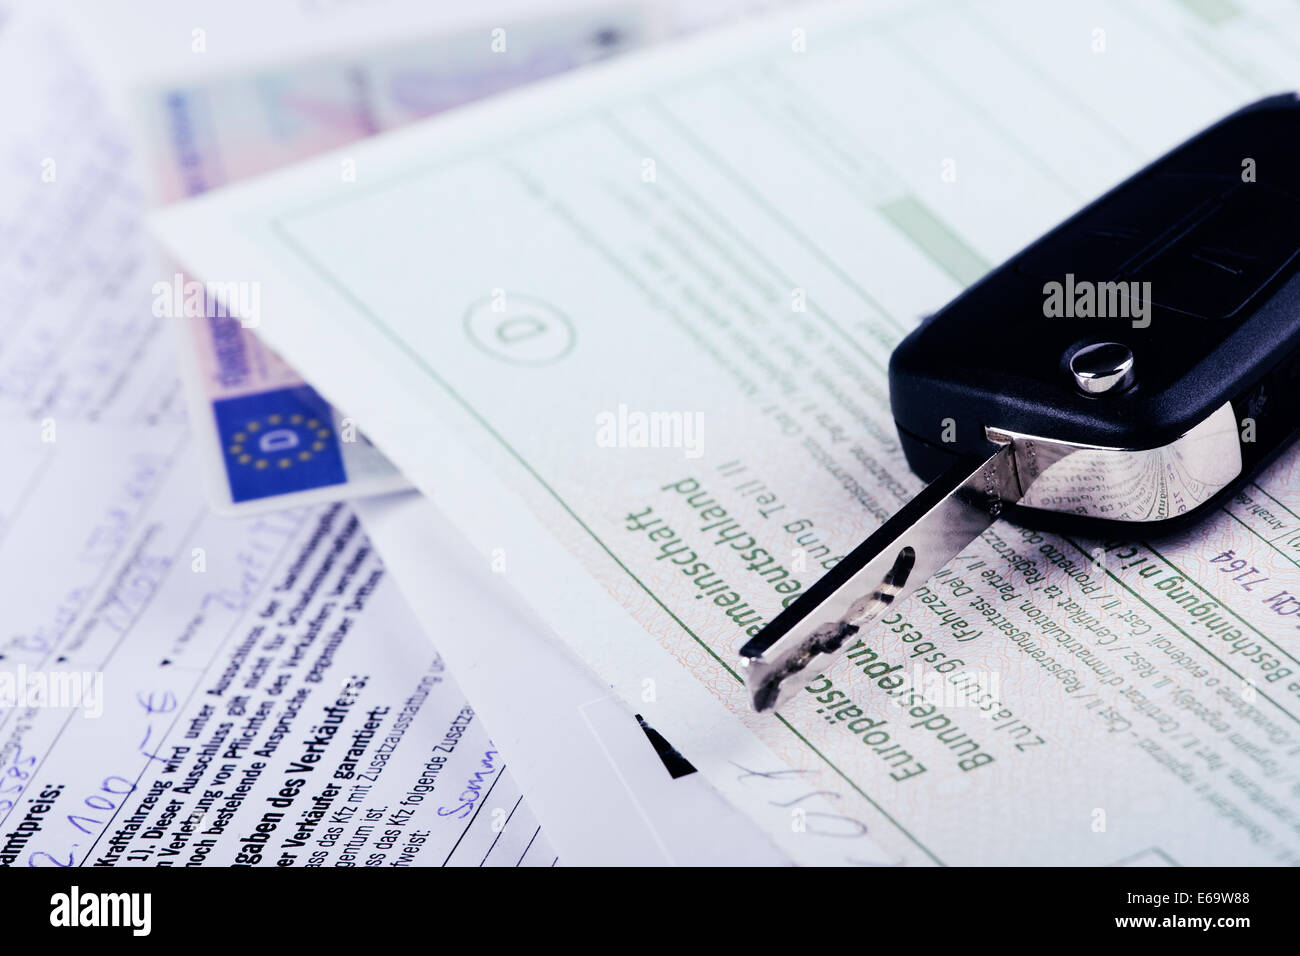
(436, 749, 500, 819)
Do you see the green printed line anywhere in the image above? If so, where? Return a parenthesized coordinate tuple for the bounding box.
(1121, 0, 1269, 94)
(1249, 481, 1300, 525)
(598, 112, 889, 379)
(959, 3, 1145, 162)
(1058, 538, 1298, 726)
(646, 98, 908, 337)
(1182, 27, 1271, 92)
(887, 30, 1085, 203)
(1141, 539, 1299, 667)
(1222, 507, 1300, 570)
(1176, 0, 1243, 27)
(722, 69, 981, 304)
(878, 196, 991, 288)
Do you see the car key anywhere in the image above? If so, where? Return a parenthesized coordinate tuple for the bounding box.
(739, 94, 1300, 713)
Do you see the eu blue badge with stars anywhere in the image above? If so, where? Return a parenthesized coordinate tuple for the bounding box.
(211, 386, 350, 503)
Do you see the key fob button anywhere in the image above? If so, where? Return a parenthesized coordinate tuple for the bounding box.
(1069, 342, 1135, 394)
(1126, 184, 1300, 319)
(1015, 173, 1219, 282)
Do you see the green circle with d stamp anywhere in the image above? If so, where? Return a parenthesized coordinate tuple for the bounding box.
(464, 293, 575, 366)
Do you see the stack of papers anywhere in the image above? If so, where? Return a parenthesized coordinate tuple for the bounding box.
(2, 0, 787, 868)
(6, 0, 1300, 867)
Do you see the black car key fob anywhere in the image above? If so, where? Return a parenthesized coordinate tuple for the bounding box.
(740, 94, 1300, 713)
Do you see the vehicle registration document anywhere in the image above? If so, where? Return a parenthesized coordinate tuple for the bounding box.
(155, 0, 1300, 864)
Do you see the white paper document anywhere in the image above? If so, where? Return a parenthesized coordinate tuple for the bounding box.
(0, 5, 179, 427)
(154, 0, 1300, 865)
(0, 423, 556, 867)
(0, 2, 556, 868)
(355, 491, 789, 866)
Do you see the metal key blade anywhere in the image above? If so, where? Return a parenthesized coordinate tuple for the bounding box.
(738, 443, 1023, 713)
